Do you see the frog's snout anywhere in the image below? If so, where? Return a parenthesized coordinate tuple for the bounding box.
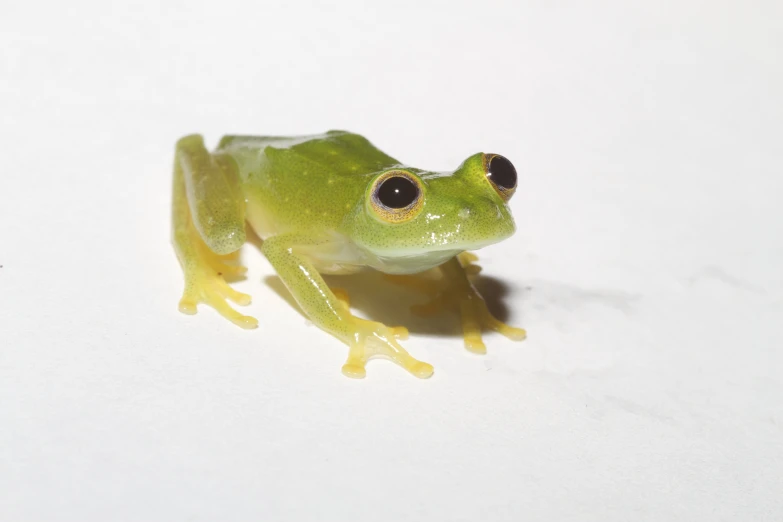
(449, 197, 515, 248)
(457, 196, 495, 220)
(471, 196, 512, 223)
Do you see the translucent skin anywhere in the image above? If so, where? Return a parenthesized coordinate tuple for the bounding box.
(171, 130, 526, 378)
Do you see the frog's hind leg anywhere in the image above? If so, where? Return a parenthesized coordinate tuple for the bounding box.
(437, 255, 526, 353)
(386, 254, 526, 353)
(171, 134, 257, 329)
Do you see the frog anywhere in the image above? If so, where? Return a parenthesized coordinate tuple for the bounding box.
(171, 130, 526, 378)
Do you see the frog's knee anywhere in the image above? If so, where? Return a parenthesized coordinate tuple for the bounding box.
(176, 134, 205, 152)
(202, 221, 246, 255)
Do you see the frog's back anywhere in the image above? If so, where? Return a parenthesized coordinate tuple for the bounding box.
(215, 131, 400, 239)
(217, 130, 399, 172)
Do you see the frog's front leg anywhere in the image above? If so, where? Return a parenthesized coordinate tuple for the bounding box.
(171, 134, 257, 328)
(416, 255, 526, 354)
(261, 234, 433, 379)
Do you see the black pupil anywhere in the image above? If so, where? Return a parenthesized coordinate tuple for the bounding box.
(376, 176, 419, 209)
(487, 155, 517, 190)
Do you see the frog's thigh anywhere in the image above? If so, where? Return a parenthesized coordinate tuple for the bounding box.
(171, 135, 256, 329)
(175, 134, 246, 254)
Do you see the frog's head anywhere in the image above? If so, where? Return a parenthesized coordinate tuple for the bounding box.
(345, 153, 518, 273)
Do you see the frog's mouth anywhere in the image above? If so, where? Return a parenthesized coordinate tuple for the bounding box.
(369, 234, 512, 274)
(373, 248, 464, 275)
(372, 221, 514, 255)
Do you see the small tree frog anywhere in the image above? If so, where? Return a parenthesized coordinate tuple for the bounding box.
(171, 131, 526, 378)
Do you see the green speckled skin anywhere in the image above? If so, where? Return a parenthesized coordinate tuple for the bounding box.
(216, 130, 515, 273)
(171, 130, 524, 378)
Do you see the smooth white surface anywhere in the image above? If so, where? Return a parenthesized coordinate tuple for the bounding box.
(1, 1, 782, 521)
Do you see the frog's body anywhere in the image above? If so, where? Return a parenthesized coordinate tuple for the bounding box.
(172, 130, 525, 378)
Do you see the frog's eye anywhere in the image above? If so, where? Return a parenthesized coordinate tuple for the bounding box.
(369, 170, 424, 223)
(484, 154, 517, 200)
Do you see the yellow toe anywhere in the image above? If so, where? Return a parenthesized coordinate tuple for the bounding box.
(481, 308, 527, 341)
(458, 252, 479, 264)
(178, 299, 197, 315)
(465, 337, 487, 354)
(465, 264, 482, 276)
(216, 279, 252, 305)
(341, 363, 367, 379)
(503, 326, 527, 341)
(408, 361, 435, 378)
(391, 326, 409, 340)
(234, 315, 259, 329)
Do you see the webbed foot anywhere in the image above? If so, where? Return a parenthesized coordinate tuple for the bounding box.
(178, 244, 258, 329)
(328, 287, 419, 378)
(342, 317, 432, 378)
(387, 253, 526, 354)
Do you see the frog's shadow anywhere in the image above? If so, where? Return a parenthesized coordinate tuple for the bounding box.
(262, 267, 516, 338)
(245, 229, 517, 337)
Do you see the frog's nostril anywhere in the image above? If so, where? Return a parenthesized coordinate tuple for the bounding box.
(478, 196, 499, 214)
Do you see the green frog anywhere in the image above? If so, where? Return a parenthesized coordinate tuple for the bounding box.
(171, 131, 525, 378)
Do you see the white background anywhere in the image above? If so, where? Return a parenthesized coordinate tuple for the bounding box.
(1, 1, 782, 521)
